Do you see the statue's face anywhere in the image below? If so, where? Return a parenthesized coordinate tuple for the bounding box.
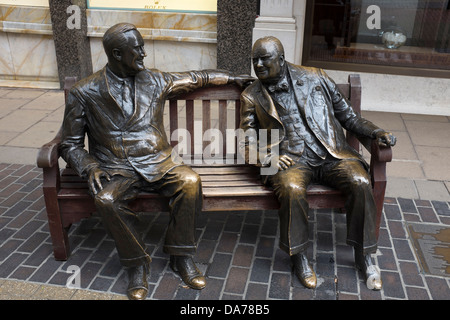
(116, 30, 146, 75)
(252, 41, 284, 82)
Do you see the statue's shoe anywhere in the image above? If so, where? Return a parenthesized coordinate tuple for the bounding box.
(127, 264, 149, 300)
(291, 253, 317, 289)
(170, 255, 206, 290)
(355, 251, 382, 291)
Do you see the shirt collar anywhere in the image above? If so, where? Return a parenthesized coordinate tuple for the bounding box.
(265, 67, 290, 93)
(106, 65, 134, 87)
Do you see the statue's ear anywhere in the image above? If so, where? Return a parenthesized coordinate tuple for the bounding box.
(279, 53, 285, 67)
(112, 48, 122, 62)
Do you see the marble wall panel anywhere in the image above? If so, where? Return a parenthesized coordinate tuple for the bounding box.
(0, 5, 58, 83)
(87, 9, 216, 43)
(153, 40, 217, 72)
(90, 37, 216, 73)
(0, 32, 15, 78)
(87, 8, 218, 73)
(5, 32, 58, 82)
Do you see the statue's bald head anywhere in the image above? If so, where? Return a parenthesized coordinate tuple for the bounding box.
(251, 36, 285, 83)
(252, 36, 285, 59)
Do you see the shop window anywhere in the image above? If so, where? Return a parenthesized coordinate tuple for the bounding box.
(302, 0, 450, 78)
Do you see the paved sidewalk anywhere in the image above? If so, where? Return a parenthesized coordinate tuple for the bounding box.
(0, 87, 449, 301)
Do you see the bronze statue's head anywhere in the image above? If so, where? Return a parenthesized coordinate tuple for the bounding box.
(103, 23, 147, 77)
(252, 36, 285, 83)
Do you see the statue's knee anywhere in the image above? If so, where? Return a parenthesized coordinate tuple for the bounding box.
(94, 191, 115, 209)
(349, 173, 371, 190)
(276, 178, 307, 198)
(181, 171, 201, 194)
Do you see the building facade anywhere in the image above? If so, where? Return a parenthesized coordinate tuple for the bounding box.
(0, 0, 449, 115)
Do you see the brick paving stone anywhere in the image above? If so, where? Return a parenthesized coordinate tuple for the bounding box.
(378, 247, 398, 271)
(216, 232, 238, 253)
(387, 220, 407, 238)
(198, 277, 224, 300)
(336, 266, 358, 294)
(405, 286, 431, 300)
(240, 224, 259, 244)
(425, 276, 450, 300)
(398, 198, 418, 213)
(245, 282, 269, 300)
(9, 266, 36, 280)
(224, 267, 249, 295)
(1, 163, 450, 300)
(153, 273, 183, 299)
(208, 253, 232, 278)
(89, 276, 114, 292)
(393, 239, 416, 261)
(432, 201, 450, 216)
(398, 261, 425, 287)
(291, 285, 314, 300)
(418, 206, 440, 223)
(315, 252, 335, 279)
(250, 258, 271, 283)
(384, 203, 403, 220)
(381, 271, 406, 299)
(232, 245, 254, 267)
(268, 272, 290, 300)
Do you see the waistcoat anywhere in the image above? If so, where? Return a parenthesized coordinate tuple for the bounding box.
(270, 86, 328, 164)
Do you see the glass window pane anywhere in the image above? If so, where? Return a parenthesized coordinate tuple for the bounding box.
(304, 0, 450, 74)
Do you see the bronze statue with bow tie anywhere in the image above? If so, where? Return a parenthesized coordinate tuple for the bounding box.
(240, 36, 396, 290)
(60, 23, 254, 300)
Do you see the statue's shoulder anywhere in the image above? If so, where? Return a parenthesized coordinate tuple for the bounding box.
(287, 62, 322, 77)
(71, 68, 105, 93)
(242, 79, 261, 98)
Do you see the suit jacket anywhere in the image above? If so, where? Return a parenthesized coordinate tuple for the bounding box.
(239, 63, 379, 169)
(60, 66, 231, 183)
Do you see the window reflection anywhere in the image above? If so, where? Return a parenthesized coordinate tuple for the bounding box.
(305, 0, 450, 73)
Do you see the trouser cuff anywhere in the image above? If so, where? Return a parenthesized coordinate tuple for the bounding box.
(163, 245, 197, 257)
(347, 240, 378, 255)
(120, 254, 152, 268)
(279, 241, 309, 256)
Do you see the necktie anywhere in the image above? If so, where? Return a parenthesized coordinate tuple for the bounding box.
(122, 79, 134, 118)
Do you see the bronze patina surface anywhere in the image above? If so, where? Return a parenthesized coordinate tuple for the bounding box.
(239, 36, 397, 291)
(59, 22, 253, 299)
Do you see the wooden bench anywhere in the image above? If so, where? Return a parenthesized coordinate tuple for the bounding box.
(37, 74, 392, 261)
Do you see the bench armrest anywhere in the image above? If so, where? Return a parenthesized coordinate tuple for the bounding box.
(37, 126, 62, 168)
(357, 135, 393, 163)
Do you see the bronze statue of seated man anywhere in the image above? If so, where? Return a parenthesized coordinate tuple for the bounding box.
(60, 22, 253, 300)
(239, 36, 396, 290)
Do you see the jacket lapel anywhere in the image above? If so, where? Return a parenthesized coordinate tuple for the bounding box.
(87, 68, 122, 130)
(287, 63, 309, 118)
(127, 70, 157, 127)
(255, 80, 282, 126)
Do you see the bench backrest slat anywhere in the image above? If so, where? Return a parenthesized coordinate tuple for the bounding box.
(63, 77, 360, 160)
(167, 78, 360, 160)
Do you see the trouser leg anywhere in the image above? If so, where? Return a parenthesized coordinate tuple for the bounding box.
(269, 165, 313, 255)
(322, 159, 378, 255)
(152, 165, 202, 257)
(94, 175, 151, 268)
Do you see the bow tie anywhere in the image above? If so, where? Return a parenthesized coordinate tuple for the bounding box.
(267, 79, 289, 93)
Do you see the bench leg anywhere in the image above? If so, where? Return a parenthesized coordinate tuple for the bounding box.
(370, 161, 388, 240)
(42, 167, 70, 260)
(372, 181, 386, 240)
